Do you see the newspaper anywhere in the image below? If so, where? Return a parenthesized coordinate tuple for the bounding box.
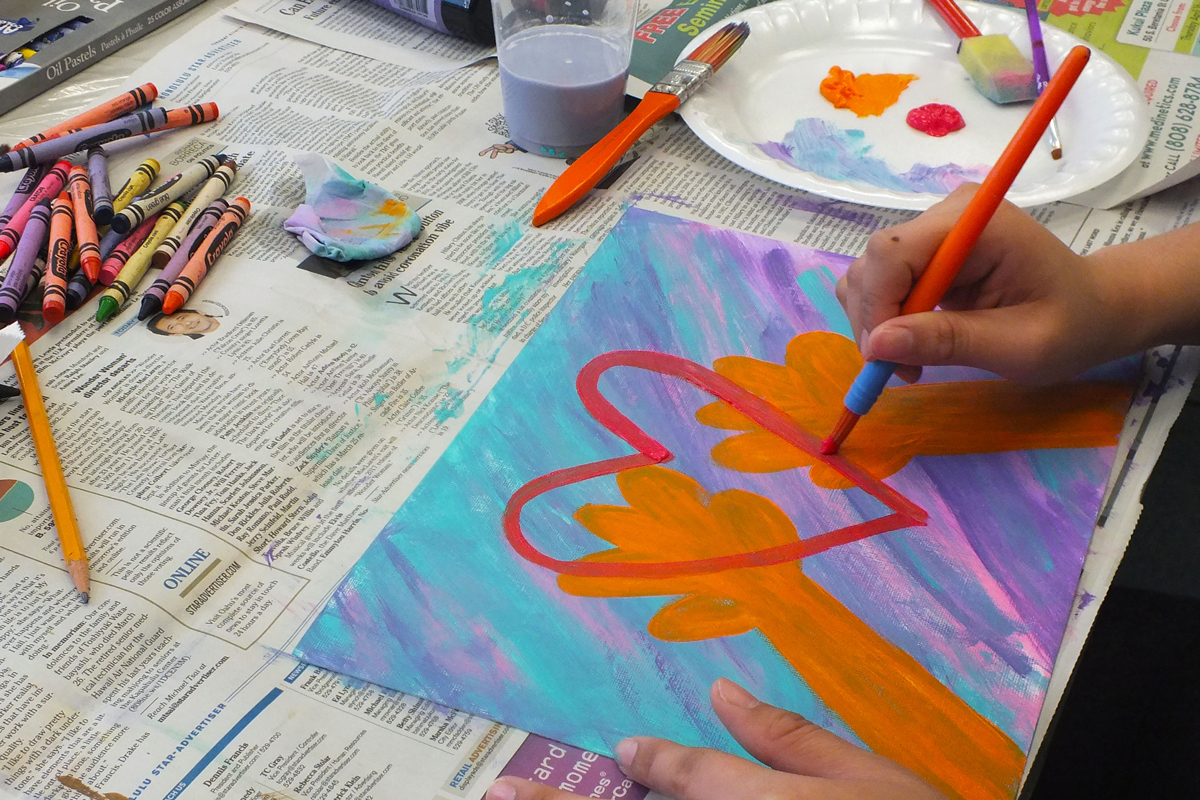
(0, 4, 1196, 799)
(225, 0, 494, 70)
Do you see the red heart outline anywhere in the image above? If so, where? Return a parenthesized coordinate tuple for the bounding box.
(503, 350, 928, 578)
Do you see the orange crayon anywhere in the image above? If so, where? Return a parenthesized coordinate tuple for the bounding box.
(67, 167, 102, 281)
(11, 83, 158, 151)
(162, 197, 250, 315)
(43, 193, 74, 324)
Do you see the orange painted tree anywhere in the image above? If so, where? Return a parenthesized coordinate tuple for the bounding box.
(559, 466, 1025, 800)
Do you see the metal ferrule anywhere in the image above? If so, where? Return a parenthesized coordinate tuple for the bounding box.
(650, 60, 715, 103)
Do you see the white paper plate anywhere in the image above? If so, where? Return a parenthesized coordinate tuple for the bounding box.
(677, 0, 1149, 210)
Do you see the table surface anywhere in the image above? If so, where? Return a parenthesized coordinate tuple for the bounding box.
(2, 1, 1195, 797)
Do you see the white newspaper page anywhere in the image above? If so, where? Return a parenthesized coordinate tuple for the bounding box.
(226, 0, 494, 69)
(0, 7, 1195, 798)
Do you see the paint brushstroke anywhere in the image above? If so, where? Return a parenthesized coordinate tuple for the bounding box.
(294, 209, 1135, 792)
(759, 118, 989, 195)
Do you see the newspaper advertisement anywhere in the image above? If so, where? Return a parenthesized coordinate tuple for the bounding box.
(0, 4, 1197, 798)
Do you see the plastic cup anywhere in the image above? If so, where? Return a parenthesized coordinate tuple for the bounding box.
(492, 0, 636, 158)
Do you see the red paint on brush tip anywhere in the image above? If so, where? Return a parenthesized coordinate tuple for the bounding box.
(820, 435, 839, 455)
(906, 104, 966, 137)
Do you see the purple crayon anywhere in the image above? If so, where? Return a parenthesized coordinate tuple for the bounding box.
(0, 160, 71, 261)
(0, 200, 51, 324)
(65, 269, 94, 311)
(0, 164, 49, 229)
(88, 147, 114, 225)
(0, 104, 219, 173)
(140, 198, 228, 320)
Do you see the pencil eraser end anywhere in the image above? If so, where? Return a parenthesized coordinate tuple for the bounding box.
(957, 36, 1038, 104)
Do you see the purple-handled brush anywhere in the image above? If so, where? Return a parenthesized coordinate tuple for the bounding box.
(1025, 0, 1063, 159)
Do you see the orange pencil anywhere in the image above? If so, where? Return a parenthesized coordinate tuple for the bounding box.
(0, 324, 90, 602)
(43, 193, 74, 325)
(822, 45, 1092, 454)
(531, 22, 749, 227)
(10, 83, 158, 151)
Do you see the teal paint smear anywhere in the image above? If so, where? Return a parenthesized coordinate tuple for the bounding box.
(491, 220, 523, 265)
(759, 118, 989, 195)
(797, 265, 853, 339)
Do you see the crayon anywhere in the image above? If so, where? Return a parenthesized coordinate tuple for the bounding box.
(163, 197, 250, 315)
(152, 160, 237, 268)
(110, 155, 224, 234)
(68, 167, 102, 280)
(0, 161, 71, 261)
(65, 268, 93, 311)
(11, 83, 158, 151)
(0, 165, 49, 230)
(97, 201, 185, 323)
(44, 194, 74, 324)
(0, 104, 220, 173)
(0, 201, 51, 324)
(98, 213, 160, 286)
(141, 199, 227, 320)
(88, 147, 114, 225)
(112, 159, 160, 213)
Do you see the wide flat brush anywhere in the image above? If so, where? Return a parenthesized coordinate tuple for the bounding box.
(927, 0, 1037, 104)
(822, 45, 1091, 455)
(532, 22, 749, 227)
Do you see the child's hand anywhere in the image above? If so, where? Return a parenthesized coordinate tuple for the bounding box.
(485, 679, 946, 800)
(835, 184, 1147, 384)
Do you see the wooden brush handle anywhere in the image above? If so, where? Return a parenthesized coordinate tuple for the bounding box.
(533, 92, 680, 225)
(926, 0, 981, 39)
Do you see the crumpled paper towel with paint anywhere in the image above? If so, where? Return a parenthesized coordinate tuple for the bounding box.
(284, 153, 422, 261)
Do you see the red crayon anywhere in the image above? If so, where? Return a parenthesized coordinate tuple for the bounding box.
(43, 193, 75, 324)
(98, 214, 160, 286)
(162, 197, 250, 315)
(67, 166, 102, 281)
(0, 160, 72, 262)
(11, 83, 159, 151)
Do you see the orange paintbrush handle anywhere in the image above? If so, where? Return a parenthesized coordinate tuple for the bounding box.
(925, 0, 981, 39)
(902, 45, 1090, 314)
(532, 91, 680, 227)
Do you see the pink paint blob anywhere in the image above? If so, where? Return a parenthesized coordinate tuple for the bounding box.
(906, 104, 966, 137)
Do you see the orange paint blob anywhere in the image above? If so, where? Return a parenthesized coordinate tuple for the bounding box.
(820, 66, 918, 117)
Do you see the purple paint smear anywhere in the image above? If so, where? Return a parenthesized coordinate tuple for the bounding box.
(759, 118, 989, 195)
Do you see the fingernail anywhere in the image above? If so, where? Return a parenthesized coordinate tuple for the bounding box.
(715, 678, 760, 709)
(615, 738, 638, 766)
(487, 780, 517, 800)
(869, 326, 914, 359)
(856, 327, 870, 354)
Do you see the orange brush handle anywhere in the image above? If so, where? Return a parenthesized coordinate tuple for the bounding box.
(532, 91, 680, 226)
(926, 0, 981, 39)
(902, 45, 1090, 315)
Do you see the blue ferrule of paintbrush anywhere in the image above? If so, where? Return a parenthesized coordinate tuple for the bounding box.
(843, 359, 899, 416)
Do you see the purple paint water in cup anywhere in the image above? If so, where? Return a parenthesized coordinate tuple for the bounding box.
(499, 27, 629, 158)
(492, 0, 636, 159)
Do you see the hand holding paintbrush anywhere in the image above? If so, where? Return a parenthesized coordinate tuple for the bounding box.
(532, 22, 750, 227)
(823, 45, 1091, 454)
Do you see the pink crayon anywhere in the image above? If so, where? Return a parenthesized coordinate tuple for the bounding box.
(98, 213, 160, 285)
(0, 160, 71, 262)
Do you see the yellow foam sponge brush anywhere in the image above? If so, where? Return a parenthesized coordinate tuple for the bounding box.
(928, 0, 1038, 104)
(958, 35, 1038, 104)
